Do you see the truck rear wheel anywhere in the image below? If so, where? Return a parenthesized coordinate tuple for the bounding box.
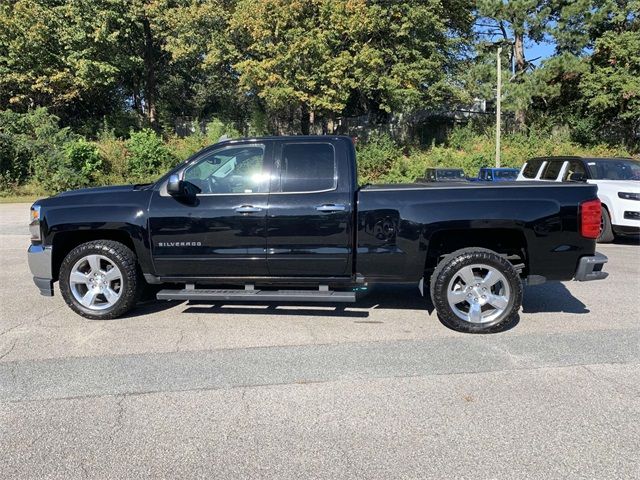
(59, 240, 141, 320)
(429, 248, 522, 333)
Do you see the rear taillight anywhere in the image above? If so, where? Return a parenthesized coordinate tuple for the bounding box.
(580, 199, 601, 239)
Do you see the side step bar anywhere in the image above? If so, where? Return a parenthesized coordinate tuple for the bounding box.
(156, 288, 356, 303)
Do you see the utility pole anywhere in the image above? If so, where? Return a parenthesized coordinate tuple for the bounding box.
(495, 45, 502, 168)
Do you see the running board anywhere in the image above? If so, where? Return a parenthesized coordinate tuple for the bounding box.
(156, 288, 356, 303)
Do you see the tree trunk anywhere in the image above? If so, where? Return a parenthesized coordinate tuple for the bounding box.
(142, 18, 158, 131)
(300, 104, 310, 135)
(309, 109, 316, 135)
(513, 32, 526, 131)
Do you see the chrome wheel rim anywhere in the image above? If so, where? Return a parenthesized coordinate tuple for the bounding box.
(447, 264, 511, 324)
(69, 255, 123, 310)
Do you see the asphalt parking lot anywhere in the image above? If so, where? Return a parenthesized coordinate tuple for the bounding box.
(1, 202, 639, 479)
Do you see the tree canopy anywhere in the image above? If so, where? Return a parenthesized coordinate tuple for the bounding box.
(0, 0, 638, 147)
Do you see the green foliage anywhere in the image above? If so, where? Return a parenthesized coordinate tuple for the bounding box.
(126, 129, 174, 180)
(95, 129, 129, 182)
(205, 119, 242, 144)
(64, 140, 102, 179)
(579, 29, 640, 142)
(164, 118, 242, 165)
(356, 133, 401, 184)
(35, 140, 102, 193)
(0, 108, 75, 192)
(231, 0, 474, 128)
(0, 0, 638, 195)
(167, 132, 208, 164)
(365, 125, 633, 184)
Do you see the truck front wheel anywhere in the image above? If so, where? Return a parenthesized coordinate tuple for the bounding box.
(59, 240, 141, 320)
(597, 208, 615, 243)
(429, 248, 523, 333)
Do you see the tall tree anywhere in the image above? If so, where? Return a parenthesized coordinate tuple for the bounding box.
(476, 0, 552, 130)
(526, 0, 640, 145)
(0, 0, 122, 121)
(0, 0, 234, 132)
(229, 0, 474, 134)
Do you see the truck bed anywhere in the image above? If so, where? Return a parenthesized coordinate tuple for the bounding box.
(356, 181, 599, 283)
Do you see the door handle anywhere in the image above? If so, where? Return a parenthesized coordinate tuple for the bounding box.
(235, 205, 263, 213)
(315, 204, 347, 212)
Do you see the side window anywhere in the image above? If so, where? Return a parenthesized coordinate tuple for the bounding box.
(522, 159, 543, 178)
(280, 143, 336, 193)
(183, 145, 266, 194)
(541, 160, 564, 180)
(563, 160, 587, 181)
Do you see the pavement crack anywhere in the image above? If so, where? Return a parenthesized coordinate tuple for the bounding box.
(112, 394, 127, 435)
(581, 365, 640, 397)
(175, 329, 185, 352)
(0, 322, 26, 337)
(0, 338, 17, 361)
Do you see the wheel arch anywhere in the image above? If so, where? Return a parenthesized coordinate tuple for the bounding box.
(51, 230, 137, 281)
(424, 228, 529, 278)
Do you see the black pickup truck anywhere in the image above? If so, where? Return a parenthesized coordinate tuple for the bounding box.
(28, 136, 608, 332)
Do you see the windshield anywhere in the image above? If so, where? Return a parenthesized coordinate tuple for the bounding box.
(437, 169, 465, 180)
(494, 169, 518, 180)
(586, 159, 640, 181)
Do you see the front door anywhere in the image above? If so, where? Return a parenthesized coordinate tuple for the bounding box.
(266, 140, 353, 277)
(148, 142, 272, 277)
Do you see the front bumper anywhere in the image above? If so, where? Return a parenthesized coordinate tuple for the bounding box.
(574, 252, 608, 282)
(613, 224, 640, 236)
(27, 244, 54, 296)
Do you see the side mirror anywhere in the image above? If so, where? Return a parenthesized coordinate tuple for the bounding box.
(166, 174, 184, 196)
(567, 172, 586, 182)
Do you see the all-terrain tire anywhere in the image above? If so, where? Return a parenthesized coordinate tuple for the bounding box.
(429, 247, 523, 333)
(59, 240, 142, 320)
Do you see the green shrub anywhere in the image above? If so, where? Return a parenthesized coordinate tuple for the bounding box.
(31, 139, 102, 193)
(167, 132, 208, 163)
(205, 118, 242, 144)
(358, 124, 634, 184)
(95, 129, 129, 184)
(356, 133, 401, 183)
(0, 108, 81, 193)
(0, 132, 28, 191)
(64, 140, 102, 178)
(126, 129, 174, 180)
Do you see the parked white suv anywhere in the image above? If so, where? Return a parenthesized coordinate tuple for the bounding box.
(517, 156, 640, 242)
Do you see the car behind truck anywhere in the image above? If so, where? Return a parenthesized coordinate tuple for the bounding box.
(28, 136, 608, 333)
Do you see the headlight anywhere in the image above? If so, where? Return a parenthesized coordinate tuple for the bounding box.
(29, 204, 41, 241)
(618, 192, 640, 201)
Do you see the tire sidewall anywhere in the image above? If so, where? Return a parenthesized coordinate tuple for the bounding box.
(597, 208, 614, 243)
(59, 241, 138, 319)
(431, 249, 522, 333)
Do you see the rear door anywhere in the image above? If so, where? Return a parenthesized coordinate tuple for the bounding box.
(266, 139, 353, 277)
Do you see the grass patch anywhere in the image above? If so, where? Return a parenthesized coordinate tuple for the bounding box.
(0, 195, 39, 204)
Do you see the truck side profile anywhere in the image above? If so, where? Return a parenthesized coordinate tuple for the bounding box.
(28, 136, 608, 333)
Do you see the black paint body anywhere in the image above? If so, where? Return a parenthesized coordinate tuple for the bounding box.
(34, 136, 599, 287)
